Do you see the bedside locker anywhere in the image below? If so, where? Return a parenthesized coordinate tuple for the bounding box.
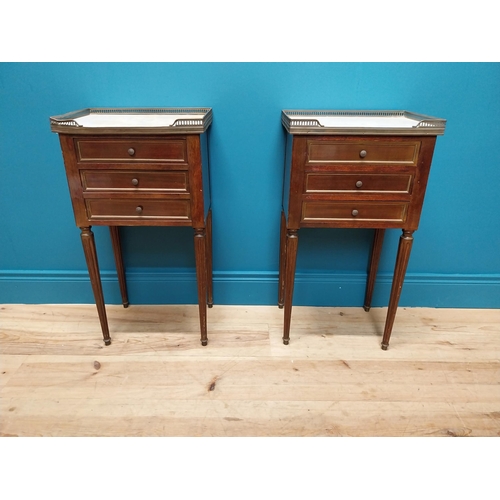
(279, 110, 446, 349)
(51, 108, 213, 346)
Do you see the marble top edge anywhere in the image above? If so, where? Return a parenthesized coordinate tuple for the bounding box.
(281, 110, 446, 135)
(50, 108, 212, 133)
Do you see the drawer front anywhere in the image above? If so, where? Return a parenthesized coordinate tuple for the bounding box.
(305, 172, 413, 193)
(302, 202, 408, 223)
(86, 198, 191, 221)
(81, 170, 189, 192)
(77, 139, 187, 163)
(307, 140, 420, 165)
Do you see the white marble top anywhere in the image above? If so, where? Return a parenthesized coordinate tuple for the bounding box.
(74, 113, 201, 128)
(282, 110, 446, 135)
(50, 108, 213, 134)
(314, 116, 422, 128)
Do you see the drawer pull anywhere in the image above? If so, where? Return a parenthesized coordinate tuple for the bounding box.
(135, 206, 143, 214)
(128, 148, 135, 156)
(355, 180, 363, 188)
(351, 209, 359, 217)
(359, 149, 367, 158)
(131, 178, 139, 186)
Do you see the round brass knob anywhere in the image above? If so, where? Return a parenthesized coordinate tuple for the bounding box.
(359, 150, 367, 158)
(131, 178, 139, 186)
(355, 180, 363, 188)
(135, 206, 143, 214)
(128, 148, 135, 156)
(352, 209, 359, 217)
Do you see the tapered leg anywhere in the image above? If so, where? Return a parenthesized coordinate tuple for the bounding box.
(194, 228, 208, 346)
(206, 210, 214, 308)
(278, 211, 287, 308)
(363, 229, 385, 312)
(382, 230, 414, 350)
(109, 226, 129, 308)
(80, 226, 111, 346)
(283, 229, 299, 345)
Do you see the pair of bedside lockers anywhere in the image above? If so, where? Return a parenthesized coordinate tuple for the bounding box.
(50, 108, 446, 350)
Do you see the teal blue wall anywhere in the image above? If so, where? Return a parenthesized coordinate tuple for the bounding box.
(1, 63, 499, 307)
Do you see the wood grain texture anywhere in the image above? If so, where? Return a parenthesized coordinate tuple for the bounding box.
(76, 137, 188, 163)
(382, 229, 414, 349)
(1, 304, 499, 437)
(79, 227, 110, 345)
(56, 132, 211, 346)
(280, 133, 439, 349)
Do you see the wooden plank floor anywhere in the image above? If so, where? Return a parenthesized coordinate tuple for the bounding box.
(1, 304, 499, 437)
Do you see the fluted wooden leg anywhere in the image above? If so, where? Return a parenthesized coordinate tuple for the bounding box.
(382, 229, 414, 350)
(278, 211, 287, 308)
(109, 226, 129, 308)
(206, 210, 214, 308)
(364, 229, 385, 312)
(194, 228, 208, 346)
(283, 229, 298, 345)
(80, 226, 111, 346)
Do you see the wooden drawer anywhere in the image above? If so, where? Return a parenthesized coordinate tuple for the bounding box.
(76, 138, 187, 163)
(81, 170, 189, 192)
(305, 172, 413, 194)
(307, 139, 420, 165)
(85, 198, 191, 221)
(302, 201, 408, 223)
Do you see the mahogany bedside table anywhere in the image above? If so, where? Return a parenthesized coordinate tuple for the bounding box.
(50, 107, 213, 346)
(278, 110, 446, 349)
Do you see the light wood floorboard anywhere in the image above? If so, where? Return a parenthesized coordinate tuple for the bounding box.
(1, 304, 499, 436)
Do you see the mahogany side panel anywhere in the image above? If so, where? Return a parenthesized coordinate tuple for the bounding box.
(187, 135, 205, 228)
